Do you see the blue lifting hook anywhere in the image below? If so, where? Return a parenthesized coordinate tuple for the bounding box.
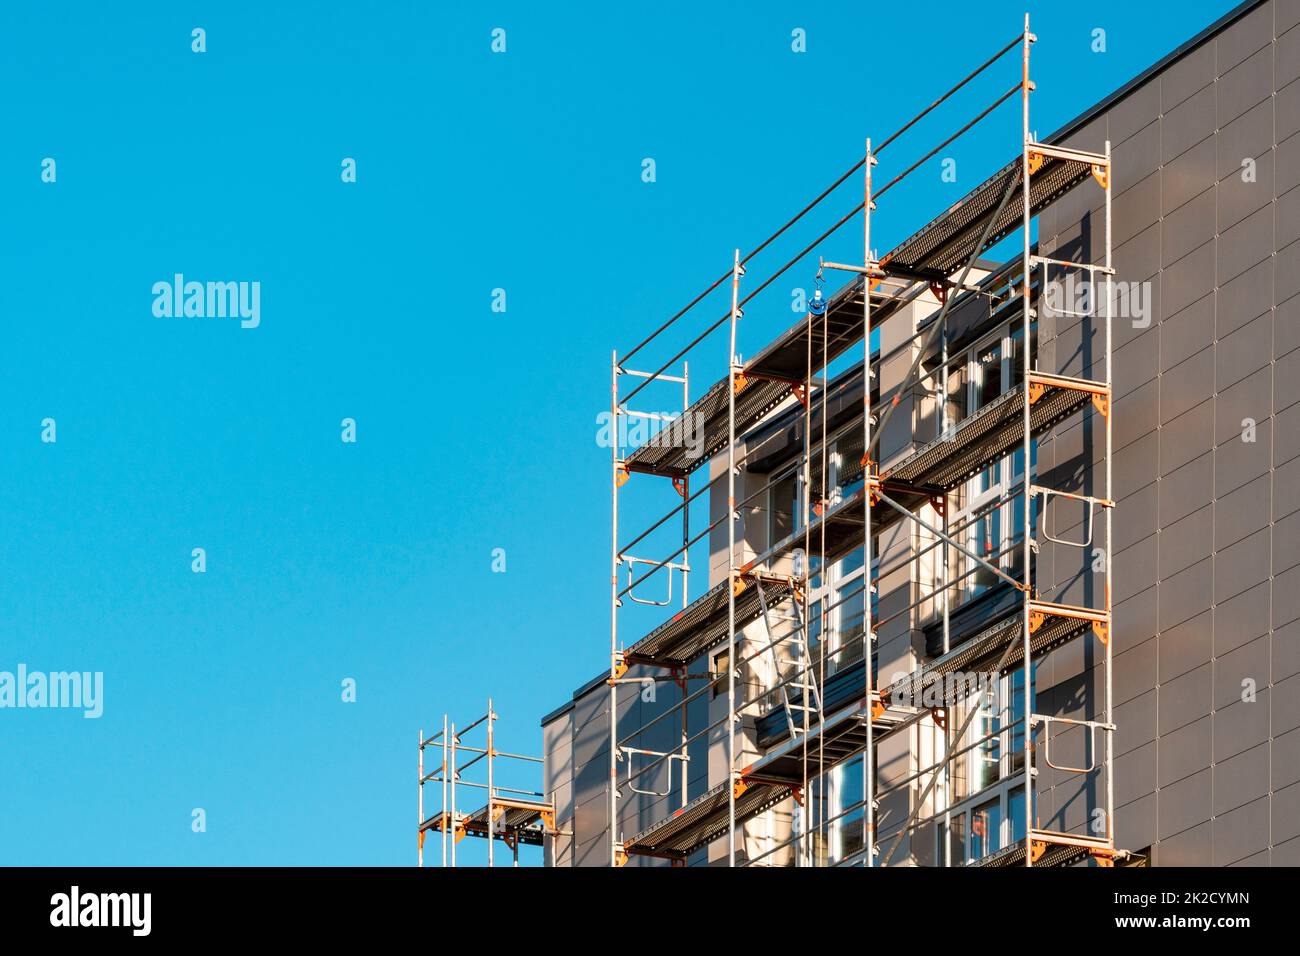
(809, 269, 828, 316)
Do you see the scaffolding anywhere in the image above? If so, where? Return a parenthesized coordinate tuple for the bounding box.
(605, 14, 1131, 867)
(418, 700, 556, 867)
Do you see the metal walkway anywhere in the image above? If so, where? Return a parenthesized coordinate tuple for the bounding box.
(977, 829, 1121, 868)
(420, 796, 556, 849)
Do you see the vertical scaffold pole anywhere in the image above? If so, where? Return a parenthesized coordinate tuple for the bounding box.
(801, 302, 814, 868)
(940, 269, 952, 867)
(610, 351, 621, 868)
(682, 362, 691, 815)
(449, 721, 458, 867)
(418, 728, 424, 868)
(487, 698, 495, 868)
(863, 137, 876, 868)
(1103, 138, 1115, 846)
(441, 714, 449, 867)
(1019, 11, 1035, 867)
(727, 248, 742, 867)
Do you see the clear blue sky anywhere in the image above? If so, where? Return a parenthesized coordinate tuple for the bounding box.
(1, 1, 1237, 865)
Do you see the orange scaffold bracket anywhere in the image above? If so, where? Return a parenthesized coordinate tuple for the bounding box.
(930, 707, 948, 731)
(1029, 839, 1047, 864)
(733, 774, 749, 800)
(859, 457, 882, 505)
(868, 253, 893, 291)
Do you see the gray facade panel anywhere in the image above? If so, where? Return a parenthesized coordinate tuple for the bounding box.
(1163, 137, 1217, 214)
(1161, 37, 1215, 110)
(1218, 44, 1274, 122)
(1215, 530, 1271, 605)
(1159, 453, 1212, 527)
(1279, 133, 1300, 196)
(1158, 611, 1213, 682)
(1270, 620, 1297, 679)
(1159, 296, 1214, 371)
(1217, 2, 1273, 71)
(1215, 744, 1271, 816)
(1218, 205, 1273, 287)
(1163, 84, 1216, 162)
(1162, 191, 1215, 269)
(1217, 98, 1272, 179)
(1214, 794, 1271, 864)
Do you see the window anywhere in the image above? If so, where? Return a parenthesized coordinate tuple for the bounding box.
(711, 649, 730, 700)
(938, 812, 965, 866)
(932, 325, 1039, 610)
(835, 755, 866, 861)
(1008, 786, 1035, 845)
(934, 664, 1038, 864)
(767, 466, 800, 548)
(969, 798, 1002, 860)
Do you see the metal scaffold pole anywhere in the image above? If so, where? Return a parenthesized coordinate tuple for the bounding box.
(682, 362, 692, 816)
(727, 247, 742, 867)
(441, 714, 448, 867)
(940, 292, 952, 867)
(449, 721, 457, 867)
(801, 295, 814, 867)
(1103, 137, 1115, 847)
(1019, 10, 1036, 869)
(609, 351, 621, 869)
(862, 137, 876, 868)
(487, 698, 495, 868)
(417, 728, 424, 868)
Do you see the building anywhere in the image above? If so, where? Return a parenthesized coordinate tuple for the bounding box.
(429, 0, 1300, 867)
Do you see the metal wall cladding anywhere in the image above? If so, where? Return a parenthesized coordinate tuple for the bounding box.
(1035, 0, 1300, 866)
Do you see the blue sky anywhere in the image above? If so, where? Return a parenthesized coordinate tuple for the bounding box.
(1, 1, 1237, 865)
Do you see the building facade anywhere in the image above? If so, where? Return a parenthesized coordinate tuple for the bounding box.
(541, 0, 1300, 867)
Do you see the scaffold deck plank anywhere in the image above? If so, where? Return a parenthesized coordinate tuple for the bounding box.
(419, 797, 554, 847)
(622, 778, 791, 861)
(976, 829, 1116, 868)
